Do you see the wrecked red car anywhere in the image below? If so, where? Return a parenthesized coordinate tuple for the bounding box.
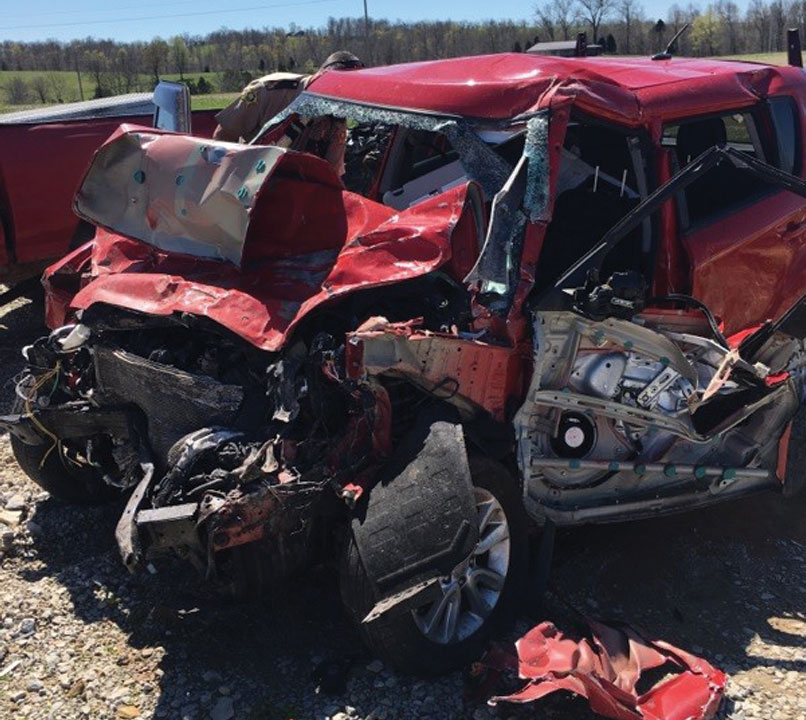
(4, 53, 806, 675)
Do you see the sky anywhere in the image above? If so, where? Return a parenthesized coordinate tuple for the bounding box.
(0, 0, 741, 44)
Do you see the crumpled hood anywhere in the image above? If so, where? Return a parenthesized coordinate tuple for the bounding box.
(51, 126, 480, 351)
(74, 124, 345, 266)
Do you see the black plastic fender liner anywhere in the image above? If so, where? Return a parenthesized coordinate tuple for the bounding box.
(350, 405, 479, 598)
(0, 405, 133, 445)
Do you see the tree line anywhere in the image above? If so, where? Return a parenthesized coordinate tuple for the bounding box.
(536, 0, 806, 56)
(0, 1, 803, 106)
(0, 19, 543, 105)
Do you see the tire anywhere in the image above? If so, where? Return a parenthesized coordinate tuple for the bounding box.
(10, 395, 119, 505)
(340, 456, 528, 675)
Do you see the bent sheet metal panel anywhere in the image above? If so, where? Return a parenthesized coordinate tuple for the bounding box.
(74, 125, 288, 266)
(306, 54, 805, 125)
(487, 619, 726, 720)
(347, 322, 523, 422)
(61, 127, 478, 351)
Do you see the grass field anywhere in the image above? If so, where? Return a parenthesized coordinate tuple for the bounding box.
(720, 51, 788, 64)
(0, 101, 39, 114)
(189, 92, 238, 110)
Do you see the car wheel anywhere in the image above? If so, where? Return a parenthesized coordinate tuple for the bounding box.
(341, 456, 528, 675)
(10, 394, 119, 505)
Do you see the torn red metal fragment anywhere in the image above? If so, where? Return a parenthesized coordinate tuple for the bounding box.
(206, 484, 279, 551)
(487, 620, 726, 720)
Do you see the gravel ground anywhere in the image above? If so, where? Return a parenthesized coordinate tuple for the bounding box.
(0, 284, 804, 720)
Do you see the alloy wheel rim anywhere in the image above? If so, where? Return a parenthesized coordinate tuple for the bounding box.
(412, 486, 510, 645)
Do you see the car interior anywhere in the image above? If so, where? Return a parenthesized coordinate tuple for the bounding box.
(285, 115, 527, 213)
(662, 110, 771, 228)
(534, 120, 645, 291)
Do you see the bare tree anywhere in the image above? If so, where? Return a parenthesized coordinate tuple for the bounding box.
(535, 1, 557, 39)
(30, 75, 48, 103)
(535, 0, 578, 41)
(792, 0, 806, 40)
(666, 4, 687, 36)
(715, 0, 740, 54)
(618, 0, 643, 53)
(4, 77, 30, 105)
(577, 0, 616, 43)
(748, 0, 772, 52)
(110, 47, 140, 94)
(666, 3, 699, 54)
(83, 50, 109, 98)
(690, 8, 721, 54)
(144, 38, 169, 85)
(172, 37, 188, 79)
(48, 72, 67, 102)
(769, 0, 787, 51)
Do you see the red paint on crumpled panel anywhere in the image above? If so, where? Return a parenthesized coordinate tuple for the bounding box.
(488, 620, 726, 720)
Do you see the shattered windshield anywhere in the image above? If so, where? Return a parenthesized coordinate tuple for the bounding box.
(466, 113, 550, 311)
(251, 92, 516, 205)
(251, 95, 553, 311)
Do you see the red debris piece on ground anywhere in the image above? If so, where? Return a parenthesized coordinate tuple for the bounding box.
(487, 619, 726, 720)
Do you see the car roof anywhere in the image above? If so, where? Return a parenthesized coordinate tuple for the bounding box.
(307, 53, 803, 125)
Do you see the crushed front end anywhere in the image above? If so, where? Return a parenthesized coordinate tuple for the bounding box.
(1, 117, 508, 594)
(3, 310, 388, 590)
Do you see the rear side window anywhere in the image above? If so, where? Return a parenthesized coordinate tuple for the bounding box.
(663, 110, 770, 227)
(769, 97, 800, 176)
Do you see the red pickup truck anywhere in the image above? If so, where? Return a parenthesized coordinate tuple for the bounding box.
(0, 87, 218, 273)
